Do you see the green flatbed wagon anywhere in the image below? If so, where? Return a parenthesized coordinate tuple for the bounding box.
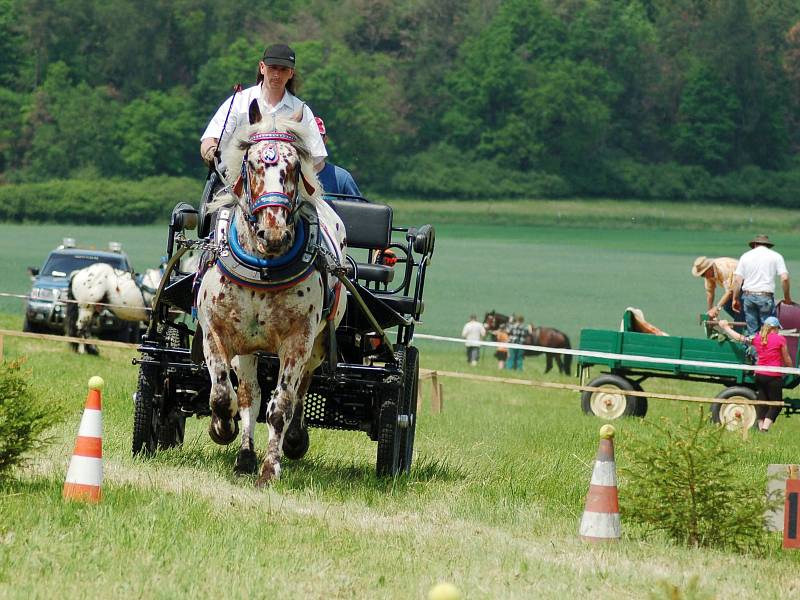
(577, 310, 800, 429)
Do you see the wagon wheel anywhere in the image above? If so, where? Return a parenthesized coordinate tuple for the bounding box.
(132, 362, 159, 455)
(581, 374, 639, 420)
(631, 381, 649, 418)
(711, 386, 758, 431)
(376, 400, 401, 477)
(398, 345, 419, 474)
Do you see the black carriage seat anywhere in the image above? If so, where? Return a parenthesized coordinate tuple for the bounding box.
(329, 198, 394, 285)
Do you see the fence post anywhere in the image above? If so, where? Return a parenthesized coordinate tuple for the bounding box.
(0, 333, 4, 362)
(430, 371, 441, 414)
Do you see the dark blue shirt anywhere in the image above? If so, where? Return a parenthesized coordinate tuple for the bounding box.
(318, 162, 361, 197)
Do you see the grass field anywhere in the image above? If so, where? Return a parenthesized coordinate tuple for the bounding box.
(3, 199, 800, 598)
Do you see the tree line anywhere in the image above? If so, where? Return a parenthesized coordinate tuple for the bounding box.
(2, 0, 800, 205)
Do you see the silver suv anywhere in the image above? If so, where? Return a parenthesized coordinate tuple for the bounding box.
(24, 240, 138, 340)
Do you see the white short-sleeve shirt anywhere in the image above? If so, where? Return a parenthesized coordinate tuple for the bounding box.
(201, 84, 327, 163)
(734, 246, 789, 293)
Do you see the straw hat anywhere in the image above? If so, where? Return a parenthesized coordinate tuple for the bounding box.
(691, 256, 714, 277)
(749, 234, 774, 248)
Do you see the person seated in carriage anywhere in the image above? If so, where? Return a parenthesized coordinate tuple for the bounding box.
(313, 116, 361, 198)
(198, 43, 328, 236)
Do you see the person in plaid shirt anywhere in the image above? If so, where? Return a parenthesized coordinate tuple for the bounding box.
(506, 315, 531, 371)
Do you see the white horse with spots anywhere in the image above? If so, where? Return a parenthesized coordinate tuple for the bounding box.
(196, 102, 346, 486)
(67, 263, 161, 352)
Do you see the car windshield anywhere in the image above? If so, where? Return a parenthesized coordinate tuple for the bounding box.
(41, 253, 128, 277)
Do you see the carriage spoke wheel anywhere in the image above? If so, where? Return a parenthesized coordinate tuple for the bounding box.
(711, 387, 758, 431)
(132, 362, 159, 455)
(376, 400, 401, 477)
(398, 346, 419, 474)
(581, 374, 639, 420)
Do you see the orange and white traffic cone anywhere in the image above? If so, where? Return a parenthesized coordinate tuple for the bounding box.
(579, 424, 620, 542)
(63, 376, 104, 503)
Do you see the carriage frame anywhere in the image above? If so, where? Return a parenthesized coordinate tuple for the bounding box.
(131, 195, 435, 476)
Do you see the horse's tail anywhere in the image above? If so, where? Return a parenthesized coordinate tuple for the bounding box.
(562, 333, 572, 375)
(65, 280, 79, 352)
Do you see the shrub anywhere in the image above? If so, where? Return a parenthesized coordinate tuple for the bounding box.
(622, 408, 774, 553)
(0, 360, 54, 481)
(0, 176, 203, 224)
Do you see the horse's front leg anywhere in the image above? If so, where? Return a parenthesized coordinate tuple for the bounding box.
(231, 354, 260, 475)
(76, 306, 97, 355)
(544, 353, 554, 374)
(257, 338, 314, 487)
(203, 326, 239, 445)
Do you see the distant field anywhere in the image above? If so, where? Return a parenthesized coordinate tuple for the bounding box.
(4, 198, 800, 340)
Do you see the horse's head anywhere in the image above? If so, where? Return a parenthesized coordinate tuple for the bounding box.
(484, 311, 496, 330)
(228, 99, 318, 257)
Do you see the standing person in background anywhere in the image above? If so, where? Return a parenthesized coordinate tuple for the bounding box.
(493, 325, 509, 370)
(732, 235, 793, 335)
(314, 116, 361, 197)
(506, 315, 530, 371)
(717, 317, 792, 432)
(691, 256, 743, 323)
(461, 314, 486, 366)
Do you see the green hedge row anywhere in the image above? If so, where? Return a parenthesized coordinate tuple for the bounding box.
(0, 177, 204, 224)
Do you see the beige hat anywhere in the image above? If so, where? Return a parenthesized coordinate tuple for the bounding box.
(691, 256, 714, 277)
(749, 234, 774, 248)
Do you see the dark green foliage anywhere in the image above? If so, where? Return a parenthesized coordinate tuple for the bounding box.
(0, 177, 202, 224)
(0, 360, 54, 481)
(622, 409, 774, 553)
(1, 0, 800, 198)
(673, 64, 740, 172)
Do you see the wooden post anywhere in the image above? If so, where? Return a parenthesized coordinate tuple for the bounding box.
(0, 333, 4, 363)
(430, 371, 441, 414)
(438, 382, 444, 412)
(417, 381, 423, 412)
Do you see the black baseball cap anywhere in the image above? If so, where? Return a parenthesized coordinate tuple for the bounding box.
(263, 44, 296, 68)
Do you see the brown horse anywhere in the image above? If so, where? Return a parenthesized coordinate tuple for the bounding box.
(483, 310, 572, 375)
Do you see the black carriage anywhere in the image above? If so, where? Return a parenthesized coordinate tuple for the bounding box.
(131, 196, 435, 476)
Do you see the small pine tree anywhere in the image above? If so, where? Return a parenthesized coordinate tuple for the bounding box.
(622, 408, 773, 553)
(0, 359, 54, 480)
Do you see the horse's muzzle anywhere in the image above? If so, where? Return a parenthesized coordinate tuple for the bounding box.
(257, 228, 293, 255)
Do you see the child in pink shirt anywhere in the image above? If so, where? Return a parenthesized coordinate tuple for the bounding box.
(718, 316, 792, 431)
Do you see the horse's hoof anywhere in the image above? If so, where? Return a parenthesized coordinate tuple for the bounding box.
(282, 426, 309, 460)
(234, 448, 258, 476)
(87, 345, 99, 356)
(208, 418, 239, 445)
(255, 462, 281, 488)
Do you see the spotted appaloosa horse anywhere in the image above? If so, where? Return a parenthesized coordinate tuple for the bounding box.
(196, 101, 346, 487)
(483, 310, 572, 374)
(66, 263, 160, 352)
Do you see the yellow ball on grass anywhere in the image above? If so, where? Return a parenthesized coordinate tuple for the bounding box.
(428, 582, 463, 600)
(88, 376, 105, 391)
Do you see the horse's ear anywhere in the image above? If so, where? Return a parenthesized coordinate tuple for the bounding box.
(300, 170, 315, 196)
(248, 99, 262, 125)
(233, 175, 243, 197)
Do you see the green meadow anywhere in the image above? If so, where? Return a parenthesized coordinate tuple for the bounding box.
(2, 199, 800, 598)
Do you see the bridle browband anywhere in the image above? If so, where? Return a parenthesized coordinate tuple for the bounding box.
(239, 131, 302, 223)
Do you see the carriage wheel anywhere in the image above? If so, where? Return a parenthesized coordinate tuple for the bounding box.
(581, 374, 639, 420)
(132, 363, 159, 455)
(376, 400, 401, 477)
(398, 346, 419, 474)
(711, 387, 758, 431)
(156, 326, 188, 449)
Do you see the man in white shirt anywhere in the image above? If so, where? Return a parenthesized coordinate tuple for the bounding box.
(732, 234, 793, 335)
(461, 315, 486, 366)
